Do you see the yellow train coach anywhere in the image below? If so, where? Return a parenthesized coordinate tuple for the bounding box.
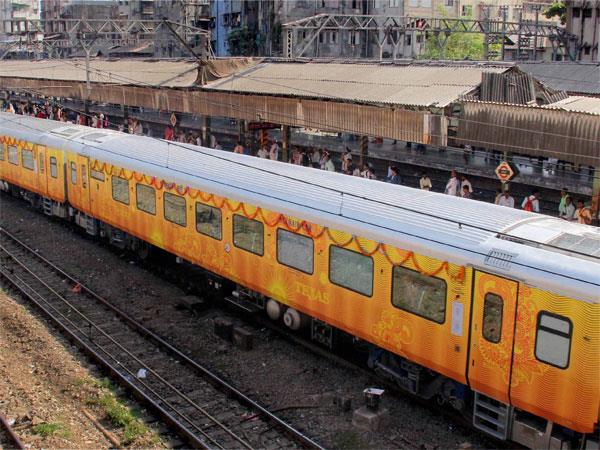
(1, 113, 599, 449)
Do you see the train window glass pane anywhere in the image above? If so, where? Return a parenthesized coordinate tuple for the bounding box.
(164, 192, 187, 226)
(136, 184, 156, 215)
(391, 266, 447, 323)
(90, 169, 105, 181)
(535, 312, 572, 369)
(70, 161, 77, 184)
(0, 145, 5, 161)
(233, 214, 263, 255)
(482, 293, 503, 343)
(111, 176, 129, 205)
(277, 229, 313, 274)
(8, 146, 18, 165)
(22, 149, 34, 170)
(39, 153, 44, 173)
(329, 246, 373, 296)
(50, 157, 58, 178)
(195, 202, 222, 240)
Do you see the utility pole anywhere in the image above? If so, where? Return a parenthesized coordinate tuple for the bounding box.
(78, 34, 97, 121)
(532, 4, 542, 61)
(499, 5, 509, 60)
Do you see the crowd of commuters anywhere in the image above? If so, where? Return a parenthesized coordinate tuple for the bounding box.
(2, 99, 594, 224)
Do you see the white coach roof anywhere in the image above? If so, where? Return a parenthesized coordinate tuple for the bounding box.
(1, 113, 598, 303)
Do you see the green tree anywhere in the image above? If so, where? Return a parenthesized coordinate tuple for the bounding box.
(543, 1, 567, 25)
(227, 27, 262, 56)
(422, 30, 486, 60)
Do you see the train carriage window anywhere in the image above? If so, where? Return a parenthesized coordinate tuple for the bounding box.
(233, 214, 263, 255)
(22, 149, 35, 170)
(329, 246, 373, 296)
(8, 145, 18, 165)
(111, 176, 130, 205)
(136, 184, 156, 215)
(90, 169, 105, 181)
(0, 145, 5, 161)
(391, 266, 447, 323)
(50, 157, 58, 178)
(164, 192, 187, 226)
(482, 293, 503, 343)
(535, 312, 572, 369)
(70, 161, 77, 184)
(277, 229, 313, 274)
(195, 202, 222, 240)
(38, 153, 44, 173)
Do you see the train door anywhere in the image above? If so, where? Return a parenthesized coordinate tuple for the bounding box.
(468, 270, 518, 404)
(76, 154, 91, 212)
(37, 146, 48, 195)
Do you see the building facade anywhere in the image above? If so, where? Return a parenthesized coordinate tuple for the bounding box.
(565, 0, 599, 61)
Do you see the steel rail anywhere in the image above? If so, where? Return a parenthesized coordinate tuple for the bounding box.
(0, 226, 323, 450)
(0, 413, 25, 450)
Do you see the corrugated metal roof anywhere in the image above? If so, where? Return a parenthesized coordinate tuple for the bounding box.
(0, 59, 201, 87)
(518, 62, 600, 95)
(203, 62, 508, 108)
(544, 96, 600, 115)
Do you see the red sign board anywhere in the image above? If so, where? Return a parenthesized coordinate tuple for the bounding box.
(248, 121, 279, 131)
(495, 161, 515, 183)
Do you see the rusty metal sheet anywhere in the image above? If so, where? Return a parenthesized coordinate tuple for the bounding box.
(458, 101, 600, 167)
(0, 77, 428, 144)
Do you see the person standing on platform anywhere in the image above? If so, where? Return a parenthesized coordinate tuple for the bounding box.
(574, 200, 592, 224)
(460, 175, 473, 196)
(386, 166, 402, 185)
(311, 148, 321, 168)
(269, 141, 280, 161)
(444, 170, 460, 196)
(342, 147, 353, 172)
(559, 196, 576, 220)
(257, 145, 269, 158)
(558, 188, 571, 217)
(497, 190, 515, 208)
(420, 173, 432, 191)
(521, 190, 540, 213)
(234, 141, 244, 154)
(323, 153, 335, 172)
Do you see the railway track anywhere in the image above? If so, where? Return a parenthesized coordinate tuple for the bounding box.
(0, 413, 25, 450)
(0, 226, 323, 450)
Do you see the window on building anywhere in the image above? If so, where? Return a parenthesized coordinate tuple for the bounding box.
(90, 169, 105, 181)
(38, 153, 44, 173)
(319, 32, 324, 43)
(390, 0, 401, 6)
(572, 7, 580, 17)
(8, 146, 18, 165)
(22, 149, 34, 170)
(136, 184, 156, 215)
(195, 202, 222, 240)
(50, 156, 58, 178)
(330, 31, 338, 43)
(462, 5, 473, 16)
(512, 7, 521, 20)
(584, 46, 591, 55)
(321, 0, 326, 7)
(482, 293, 503, 343)
(164, 192, 187, 226)
(329, 246, 373, 296)
(277, 229, 314, 274)
(233, 214, 264, 255)
(583, 8, 592, 17)
(535, 312, 572, 369)
(352, 0, 358, 8)
(391, 266, 447, 323)
(70, 161, 77, 184)
(407, 34, 413, 45)
(349, 31, 360, 45)
(111, 175, 129, 204)
(445, 0, 454, 6)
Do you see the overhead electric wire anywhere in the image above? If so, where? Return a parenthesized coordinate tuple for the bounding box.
(1, 102, 598, 270)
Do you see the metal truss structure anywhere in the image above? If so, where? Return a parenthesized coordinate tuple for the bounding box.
(283, 14, 579, 61)
(0, 18, 213, 59)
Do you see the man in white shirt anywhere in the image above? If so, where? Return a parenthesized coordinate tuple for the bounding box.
(269, 141, 279, 161)
(445, 170, 460, 196)
(323, 154, 335, 172)
(521, 190, 540, 213)
(559, 196, 576, 220)
(342, 148, 353, 172)
(497, 190, 515, 208)
(420, 173, 432, 191)
(460, 175, 473, 195)
(257, 146, 269, 158)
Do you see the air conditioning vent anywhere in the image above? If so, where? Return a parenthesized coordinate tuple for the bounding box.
(484, 249, 516, 269)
